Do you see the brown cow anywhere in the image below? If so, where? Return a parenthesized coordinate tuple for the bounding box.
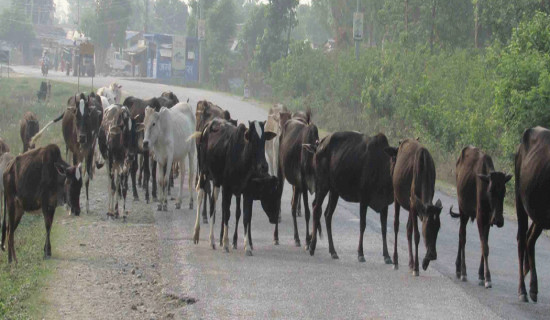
(0, 138, 9, 155)
(449, 146, 511, 288)
(20, 112, 40, 152)
(385, 139, 442, 275)
(2, 144, 82, 263)
(265, 104, 289, 176)
(515, 126, 550, 302)
(309, 132, 394, 263)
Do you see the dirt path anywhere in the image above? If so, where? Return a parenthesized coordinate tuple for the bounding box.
(34, 171, 194, 320)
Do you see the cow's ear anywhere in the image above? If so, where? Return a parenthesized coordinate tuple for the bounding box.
(54, 162, 67, 177)
(264, 131, 277, 141)
(137, 124, 145, 133)
(303, 143, 317, 154)
(384, 147, 398, 158)
(478, 174, 490, 183)
(504, 174, 513, 183)
(244, 128, 250, 142)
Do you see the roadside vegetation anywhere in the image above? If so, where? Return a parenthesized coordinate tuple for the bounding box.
(0, 77, 79, 319)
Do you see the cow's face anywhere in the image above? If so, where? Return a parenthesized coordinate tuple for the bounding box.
(414, 197, 442, 270)
(479, 172, 512, 228)
(245, 121, 276, 174)
(110, 83, 122, 103)
(247, 174, 280, 224)
(54, 162, 82, 215)
(142, 107, 160, 151)
(74, 95, 92, 145)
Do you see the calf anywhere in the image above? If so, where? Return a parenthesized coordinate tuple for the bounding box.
(309, 132, 394, 263)
(386, 139, 442, 275)
(143, 103, 196, 211)
(98, 105, 141, 218)
(515, 126, 550, 302)
(449, 146, 511, 288)
(192, 119, 278, 255)
(265, 104, 288, 176)
(2, 144, 82, 263)
(20, 111, 40, 152)
(275, 109, 319, 248)
(32, 93, 103, 215)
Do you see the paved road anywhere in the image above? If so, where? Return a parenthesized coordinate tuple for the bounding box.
(13, 66, 550, 319)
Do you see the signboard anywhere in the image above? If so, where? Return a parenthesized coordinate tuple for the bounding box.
(80, 42, 94, 57)
(0, 50, 8, 64)
(353, 12, 364, 41)
(198, 19, 206, 40)
(172, 35, 186, 72)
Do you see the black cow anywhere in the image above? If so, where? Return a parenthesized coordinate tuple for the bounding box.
(192, 118, 278, 255)
(515, 126, 550, 302)
(2, 144, 82, 263)
(309, 132, 395, 263)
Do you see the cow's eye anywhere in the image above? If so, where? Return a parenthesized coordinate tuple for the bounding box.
(152, 123, 156, 126)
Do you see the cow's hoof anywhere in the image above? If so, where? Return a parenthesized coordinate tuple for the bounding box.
(123, 216, 127, 222)
(478, 280, 485, 286)
(294, 240, 301, 247)
(245, 250, 253, 256)
(304, 244, 309, 251)
(519, 294, 528, 302)
(456, 272, 461, 279)
(163, 204, 168, 211)
(175, 203, 181, 210)
(224, 246, 229, 253)
(133, 197, 139, 202)
(202, 217, 208, 224)
(193, 232, 199, 244)
(153, 197, 158, 202)
(358, 256, 366, 263)
(331, 253, 339, 260)
(530, 292, 538, 303)
(384, 256, 393, 265)
(412, 270, 419, 277)
(211, 243, 216, 250)
(485, 281, 492, 289)
(273, 239, 279, 245)
(157, 204, 163, 211)
(461, 275, 467, 282)
(309, 249, 315, 256)
(393, 264, 399, 270)
(189, 203, 193, 210)
(232, 243, 237, 250)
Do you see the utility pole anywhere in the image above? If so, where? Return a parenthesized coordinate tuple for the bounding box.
(354, 0, 360, 60)
(198, 0, 202, 84)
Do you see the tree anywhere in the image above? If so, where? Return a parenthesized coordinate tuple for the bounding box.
(0, 5, 35, 47)
(239, 3, 267, 63)
(292, 4, 332, 45)
(205, 0, 236, 88)
(152, 0, 188, 35)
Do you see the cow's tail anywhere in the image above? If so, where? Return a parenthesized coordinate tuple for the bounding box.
(30, 111, 64, 146)
(449, 205, 460, 218)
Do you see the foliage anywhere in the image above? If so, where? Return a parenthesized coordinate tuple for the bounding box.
(0, 5, 35, 47)
(80, 0, 131, 49)
(206, 0, 237, 88)
(152, 0, 189, 35)
(292, 4, 332, 45)
(239, 3, 267, 63)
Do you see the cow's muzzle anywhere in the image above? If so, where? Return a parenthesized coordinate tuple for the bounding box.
(79, 134, 87, 144)
(143, 140, 149, 151)
(491, 215, 504, 228)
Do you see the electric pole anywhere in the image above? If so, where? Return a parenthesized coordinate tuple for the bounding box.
(355, 0, 359, 60)
(198, 0, 202, 84)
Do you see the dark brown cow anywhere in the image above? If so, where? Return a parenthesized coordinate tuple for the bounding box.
(449, 146, 511, 288)
(192, 119, 278, 255)
(0, 138, 9, 155)
(309, 132, 394, 263)
(515, 126, 550, 302)
(20, 112, 40, 152)
(275, 109, 319, 248)
(31, 93, 103, 215)
(2, 144, 82, 263)
(385, 139, 442, 275)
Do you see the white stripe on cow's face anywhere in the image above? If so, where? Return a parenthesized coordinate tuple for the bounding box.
(79, 99, 85, 115)
(128, 118, 132, 131)
(254, 121, 262, 139)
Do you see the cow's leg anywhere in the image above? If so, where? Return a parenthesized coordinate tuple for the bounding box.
(516, 190, 529, 302)
(291, 187, 301, 247)
(412, 214, 420, 276)
(143, 153, 150, 203)
(456, 212, 468, 281)
(0, 192, 5, 251)
(526, 222, 543, 302)
(138, 154, 144, 187)
(302, 183, 312, 250)
(296, 193, 302, 218)
(393, 202, 401, 270)
(188, 152, 195, 210)
(358, 201, 368, 262)
(380, 206, 392, 264)
(233, 196, 241, 249)
(122, 172, 128, 219)
(151, 159, 158, 202)
(325, 191, 339, 259)
(243, 195, 254, 256)
(114, 170, 121, 218)
(407, 213, 413, 272)
(209, 186, 220, 250)
(202, 184, 209, 224)
(175, 160, 184, 210)
(477, 217, 492, 288)
(43, 207, 55, 258)
(131, 155, 139, 201)
(221, 188, 232, 252)
(309, 187, 328, 256)
(523, 222, 536, 275)
(6, 198, 16, 263)
(193, 186, 204, 244)
(84, 152, 93, 214)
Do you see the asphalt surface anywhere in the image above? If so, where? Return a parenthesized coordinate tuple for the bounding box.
(12, 66, 550, 319)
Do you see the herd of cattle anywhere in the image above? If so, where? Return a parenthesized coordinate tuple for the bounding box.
(0, 82, 549, 304)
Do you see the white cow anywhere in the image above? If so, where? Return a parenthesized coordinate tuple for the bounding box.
(265, 104, 288, 176)
(97, 82, 122, 105)
(143, 103, 195, 211)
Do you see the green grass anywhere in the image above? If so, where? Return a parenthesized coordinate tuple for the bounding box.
(0, 77, 79, 319)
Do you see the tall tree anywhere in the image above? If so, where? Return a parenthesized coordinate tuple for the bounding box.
(152, 0, 188, 35)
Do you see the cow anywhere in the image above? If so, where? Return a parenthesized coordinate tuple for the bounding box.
(308, 132, 394, 263)
(143, 103, 196, 211)
(514, 126, 550, 302)
(449, 146, 511, 288)
(195, 100, 236, 224)
(20, 112, 40, 152)
(98, 104, 141, 219)
(97, 82, 122, 105)
(0, 138, 10, 155)
(385, 138, 442, 276)
(191, 118, 279, 255)
(265, 104, 289, 176)
(2, 144, 82, 263)
(0, 152, 15, 250)
(31, 93, 103, 215)
(160, 91, 179, 105)
(275, 109, 319, 248)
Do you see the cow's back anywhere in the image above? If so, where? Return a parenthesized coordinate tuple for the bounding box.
(516, 127, 550, 226)
(363, 134, 394, 212)
(456, 146, 494, 216)
(393, 139, 431, 210)
(161, 104, 195, 159)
